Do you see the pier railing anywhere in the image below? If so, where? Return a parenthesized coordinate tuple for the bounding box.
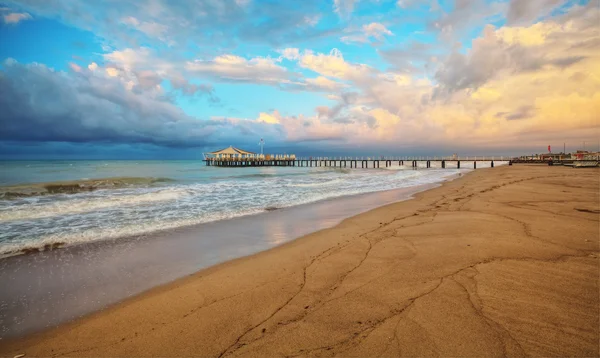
(204, 156, 514, 168)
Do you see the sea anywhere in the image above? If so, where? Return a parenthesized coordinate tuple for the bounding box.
(0, 159, 503, 338)
(0, 160, 473, 257)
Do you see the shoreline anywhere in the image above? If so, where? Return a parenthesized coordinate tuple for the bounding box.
(0, 174, 460, 339)
(1, 165, 598, 357)
(0, 167, 464, 259)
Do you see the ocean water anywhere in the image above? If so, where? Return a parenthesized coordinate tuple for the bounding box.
(0, 160, 487, 256)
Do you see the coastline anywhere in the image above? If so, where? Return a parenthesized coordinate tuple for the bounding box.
(0, 164, 464, 258)
(0, 176, 457, 339)
(1, 165, 598, 357)
(0, 172, 459, 259)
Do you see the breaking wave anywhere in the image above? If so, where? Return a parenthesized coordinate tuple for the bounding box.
(0, 165, 473, 257)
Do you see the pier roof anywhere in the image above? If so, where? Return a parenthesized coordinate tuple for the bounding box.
(208, 146, 256, 155)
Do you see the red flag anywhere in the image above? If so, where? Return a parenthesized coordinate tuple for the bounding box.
(548, 145, 551, 153)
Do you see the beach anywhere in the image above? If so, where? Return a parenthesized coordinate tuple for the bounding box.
(0, 164, 598, 357)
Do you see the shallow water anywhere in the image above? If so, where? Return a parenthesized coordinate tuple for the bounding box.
(0, 160, 492, 256)
(0, 183, 439, 339)
(0, 160, 506, 338)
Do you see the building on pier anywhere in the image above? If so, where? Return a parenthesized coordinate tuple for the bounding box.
(205, 146, 261, 160)
(204, 146, 296, 162)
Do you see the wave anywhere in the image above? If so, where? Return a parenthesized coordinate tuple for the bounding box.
(0, 205, 266, 258)
(0, 177, 175, 199)
(209, 167, 352, 181)
(0, 188, 188, 222)
(289, 179, 344, 187)
(0, 167, 464, 258)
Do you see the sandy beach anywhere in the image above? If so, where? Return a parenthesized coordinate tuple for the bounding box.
(1, 165, 598, 357)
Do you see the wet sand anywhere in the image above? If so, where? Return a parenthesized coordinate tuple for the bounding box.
(1, 165, 598, 357)
(0, 182, 442, 338)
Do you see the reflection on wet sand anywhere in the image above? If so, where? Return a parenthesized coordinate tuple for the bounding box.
(0, 183, 440, 339)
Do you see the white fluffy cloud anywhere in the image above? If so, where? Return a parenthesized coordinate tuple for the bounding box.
(186, 55, 293, 85)
(298, 48, 373, 80)
(103, 47, 345, 94)
(101, 48, 216, 98)
(264, 4, 600, 150)
(341, 22, 393, 44)
(2, 0, 597, 154)
(279, 48, 301, 60)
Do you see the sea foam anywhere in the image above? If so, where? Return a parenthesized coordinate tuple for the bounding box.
(0, 162, 494, 256)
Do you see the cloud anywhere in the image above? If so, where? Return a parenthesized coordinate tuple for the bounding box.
(506, 0, 567, 26)
(298, 48, 372, 80)
(7, 0, 336, 48)
(69, 62, 82, 72)
(0, 60, 263, 148)
(101, 47, 217, 98)
(120, 16, 169, 41)
(396, 0, 426, 8)
(0, 60, 348, 151)
(333, 0, 359, 18)
(429, 0, 506, 40)
(305, 76, 345, 91)
(265, 5, 600, 150)
(341, 22, 393, 44)
(279, 48, 301, 60)
(2, 12, 32, 24)
(303, 14, 321, 27)
(380, 41, 434, 72)
(2, 0, 598, 155)
(257, 111, 281, 124)
(495, 105, 536, 121)
(432, 13, 594, 96)
(282, 75, 347, 93)
(104, 47, 343, 95)
(363, 23, 393, 39)
(186, 55, 293, 85)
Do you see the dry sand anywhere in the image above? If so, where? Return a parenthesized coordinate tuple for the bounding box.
(1, 165, 598, 357)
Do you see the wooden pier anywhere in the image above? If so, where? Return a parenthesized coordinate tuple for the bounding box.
(204, 157, 512, 169)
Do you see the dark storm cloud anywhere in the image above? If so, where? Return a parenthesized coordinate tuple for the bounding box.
(0, 60, 280, 148)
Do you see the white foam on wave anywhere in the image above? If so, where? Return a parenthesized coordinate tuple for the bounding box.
(0, 188, 189, 222)
(0, 205, 265, 257)
(289, 178, 345, 188)
(0, 167, 465, 256)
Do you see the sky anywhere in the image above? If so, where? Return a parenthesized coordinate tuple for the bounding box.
(0, 0, 598, 159)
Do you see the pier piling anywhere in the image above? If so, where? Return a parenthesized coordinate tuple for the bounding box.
(204, 156, 510, 169)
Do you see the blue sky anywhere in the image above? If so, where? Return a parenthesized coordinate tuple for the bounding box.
(0, 0, 597, 159)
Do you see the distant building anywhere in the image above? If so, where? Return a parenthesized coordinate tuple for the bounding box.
(540, 152, 567, 161)
(205, 146, 258, 159)
(573, 150, 600, 160)
(204, 146, 296, 161)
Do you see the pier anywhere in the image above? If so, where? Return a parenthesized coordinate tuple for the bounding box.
(204, 156, 511, 169)
(203, 146, 515, 169)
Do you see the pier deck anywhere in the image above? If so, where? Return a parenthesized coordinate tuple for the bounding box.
(204, 157, 512, 169)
